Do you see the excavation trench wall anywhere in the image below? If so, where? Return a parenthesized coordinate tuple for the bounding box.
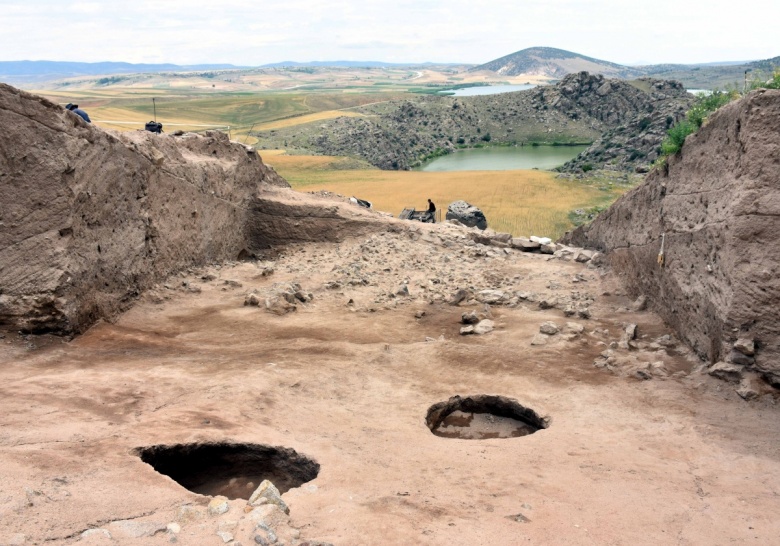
(563, 89, 780, 382)
(0, 83, 390, 334)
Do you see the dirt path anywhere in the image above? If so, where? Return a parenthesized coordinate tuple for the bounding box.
(1, 227, 778, 545)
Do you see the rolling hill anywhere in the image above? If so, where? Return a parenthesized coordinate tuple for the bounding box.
(471, 46, 642, 79)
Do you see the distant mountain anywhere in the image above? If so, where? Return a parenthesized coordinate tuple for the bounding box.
(0, 61, 245, 84)
(472, 47, 641, 79)
(639, 55, 780, 89)
(259, 60, 450, 68)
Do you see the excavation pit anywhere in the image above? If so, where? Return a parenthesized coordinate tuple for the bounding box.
(426, 395, 550, 440)
(136, 442, 319, 499)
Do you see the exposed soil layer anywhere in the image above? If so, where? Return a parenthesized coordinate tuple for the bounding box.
(0, 83, 393, 335)
(137, 442, 320, 498)
(563, 89, 780, 383)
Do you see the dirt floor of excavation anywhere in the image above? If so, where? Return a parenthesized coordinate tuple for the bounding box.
(1, 232, 779, 546)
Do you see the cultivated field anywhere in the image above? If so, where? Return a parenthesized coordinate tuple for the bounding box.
(267, 154, 624, 239)
(31, 73, 624, 238)
(34, 87, 407, 143)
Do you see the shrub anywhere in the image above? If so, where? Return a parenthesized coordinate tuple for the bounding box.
(661, 120, 696, 156)
(660, 90, 738, 157)
(686, 90, 737, 128)
(481, 133, 492, 142)
(582, 163, 593, 172)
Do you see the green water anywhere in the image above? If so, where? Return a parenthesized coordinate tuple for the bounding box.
(419, 145, 588, 172)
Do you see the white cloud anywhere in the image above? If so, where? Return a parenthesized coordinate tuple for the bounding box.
(0, 0, 777, 65)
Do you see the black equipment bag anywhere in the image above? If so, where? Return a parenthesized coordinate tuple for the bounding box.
(145, 121, 163, 134)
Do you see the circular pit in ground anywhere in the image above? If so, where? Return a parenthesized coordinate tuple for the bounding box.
(426, 395, 550, 440)
(136, 442, 319, 499)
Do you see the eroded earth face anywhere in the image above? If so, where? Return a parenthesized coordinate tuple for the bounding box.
(1, 225, 779, 545)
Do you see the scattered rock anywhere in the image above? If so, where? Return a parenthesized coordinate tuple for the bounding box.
(460, 325, 475, 335)
(208, 496, 230, 516)
(708, 361, 743, 383)
(635, 369, 652, 380)
(414, 310, 426, 319)
(625, 323, 637, 340)
(511, 238, 541, 251)
(265, 296, 297, 315)
(631, 295, 648, 312)
(736, 372, 766, 400)
(728, 350, 755, 367)
(474, 319, 494, 335)
(565, 322, 585, 334)
(248, 480, 290, 515)
(449, 288, 470, 305)
(574, 249, 594, 263)
(733, 338, 755, 356)
(539, 321, 560, 335)
(530, 334, 548, 346)
(176, 505, 206, 523)
(492, 232, 512, 244)
(461, 311, 480, 324)
(476, 290, 509, 304)
(244, 292, 261, 306)
(589, 252, 605, 266)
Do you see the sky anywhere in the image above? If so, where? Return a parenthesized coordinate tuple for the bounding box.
(0, 0, 777, 66)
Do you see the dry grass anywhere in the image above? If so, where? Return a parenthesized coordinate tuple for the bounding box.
(269, 154, 624, 239)
(254, 110, 365, 131)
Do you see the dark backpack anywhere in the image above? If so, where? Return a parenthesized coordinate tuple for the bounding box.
(145, 121, 163, 134)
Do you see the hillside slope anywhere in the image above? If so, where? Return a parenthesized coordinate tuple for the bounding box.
(563, 89, 780, 383)
(256, 72, 692, 172)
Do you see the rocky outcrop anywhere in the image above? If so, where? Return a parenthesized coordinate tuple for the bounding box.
(562, 89, 780, 384)
(556, 75, 693, 172)
(0, 83, 391, 334)
(255, 73, 692, 172)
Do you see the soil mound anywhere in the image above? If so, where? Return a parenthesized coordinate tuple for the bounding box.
(563, 89, 780, 384)
(0, 83, 391, 334)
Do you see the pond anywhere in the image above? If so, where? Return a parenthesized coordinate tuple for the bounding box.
(441, 84, 537, 96)
(418, 145, 589, 172)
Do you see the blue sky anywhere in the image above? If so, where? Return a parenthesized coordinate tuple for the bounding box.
(1, 0, 777, 65)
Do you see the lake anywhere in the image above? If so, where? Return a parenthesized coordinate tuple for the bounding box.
(442, 84, 537, 96)
(418, 145, 589, 172)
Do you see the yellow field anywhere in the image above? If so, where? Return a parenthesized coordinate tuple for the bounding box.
(268, 154, 623, 239)
(253, 110, 365, 131)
